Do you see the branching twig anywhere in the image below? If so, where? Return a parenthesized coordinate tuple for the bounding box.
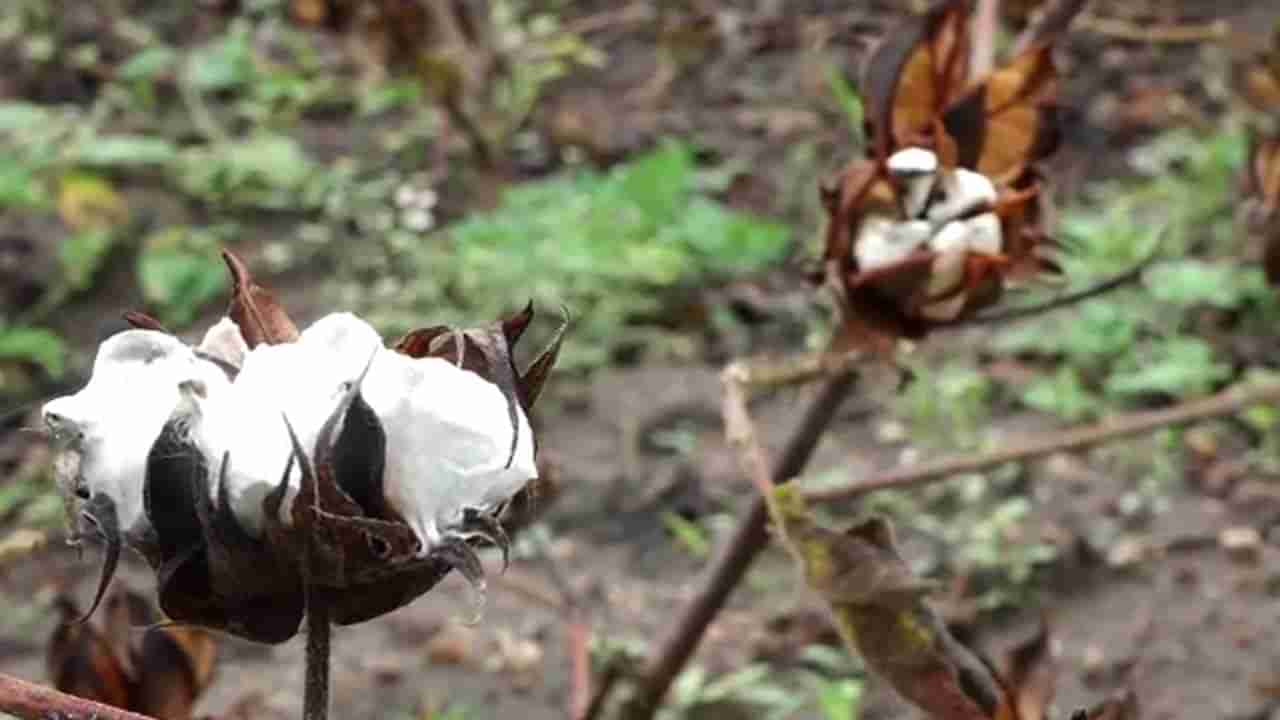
(0, 671, 155, 720)
(620, 367, 860, 720)
(804, 381, 1280, 503)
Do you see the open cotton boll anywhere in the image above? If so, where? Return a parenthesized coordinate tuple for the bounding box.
(855, 217, 932, 271)
(193, 313, 383, 535)
(197, 317, 249, 370)
(963, 212, 1002, 255)
(921, 221, 971, 321)
(887, 147, 938, 219)
(926, 168, 997, 224)
(42, 330, 229, 535)
(364, 351, 537, 553)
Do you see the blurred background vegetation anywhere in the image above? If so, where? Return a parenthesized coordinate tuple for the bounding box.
(4, 1, 1280, 718)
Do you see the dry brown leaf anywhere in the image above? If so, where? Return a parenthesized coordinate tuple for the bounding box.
(863, 0, 972, 160)
(994, 619, 1057, 720)
(48, 587, 218, 720)
(132, 626, 218, 720)
(944, 45, 1059, 178)
(769, 488, 1002, 720)
(1242, 133, 1280, 284)
(47, 597, 132, 710)
(222, 248, 300, 347)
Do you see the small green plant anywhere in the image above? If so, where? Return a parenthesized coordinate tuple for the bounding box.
(0, 325, 66, 380)
(996, 127, 1280, 418)
(137, 225, 234, 327)
(894, 360, 994, 449)
(357, 141, 791, 372)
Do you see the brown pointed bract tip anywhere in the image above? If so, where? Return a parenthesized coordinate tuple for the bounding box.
(222, 248, 300, 347)
(122, 311, 170, 333)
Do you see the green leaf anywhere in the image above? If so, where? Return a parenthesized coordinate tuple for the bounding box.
(817, 679, 863, 720)
(827, 64, 864, 147)
(72, 135, 179, 169)
(137, 227, 229, 327)
(185, 25, 255, 91)
(177, 134, 315, 207)
(118, 45, 178, 82)
(1021, 367, 1099, 421)
(60, 229, 115, 292)
(1104, 338, 1231, 398)
(1144, 260, 1251, 309)
(0, 159, 48, 209)
(661, 511, 711, 559)
(0, 102, 52, 132)
(0, 326, 66, 377)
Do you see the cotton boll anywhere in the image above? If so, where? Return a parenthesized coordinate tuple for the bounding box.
(926, 168, 997, 224)
(887, 147, 938, 219)
(855, 217, 932, 272)
(965, 212, 1003, 255)
(193, 314, 384, 535)
(299, 312, 385, 379)
(920, 221, 970, 321)
(364, 351, 537, 554)
(197, 317, 249, 370)
(42, 330, 226, 535)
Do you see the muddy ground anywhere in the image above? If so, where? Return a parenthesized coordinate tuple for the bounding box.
(5, 2, 1280, 719)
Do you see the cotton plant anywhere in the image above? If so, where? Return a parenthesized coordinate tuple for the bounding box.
(817, 0, 1071, 351)
(42, 249, 564, 646)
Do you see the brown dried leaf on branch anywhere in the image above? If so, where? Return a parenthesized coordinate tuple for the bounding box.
(1242, 133, 1280, 284)
(766, 486, 1139, 720)
(1236, 22, 1280, 285)
(48, 587, 217, 720)
(821, 0, 1082, 350)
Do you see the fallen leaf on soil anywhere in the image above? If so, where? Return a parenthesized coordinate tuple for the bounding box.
(1219, 525, 1263, 563)
(994, 618, 1058, 720)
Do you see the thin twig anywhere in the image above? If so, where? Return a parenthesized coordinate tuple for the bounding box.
(804, 381, 1280, 503)
(963, 242, 1160, 327)
(621, 370, 860, 720)
(1076, 14, 1228, 43)
(0, 671, 155, 720)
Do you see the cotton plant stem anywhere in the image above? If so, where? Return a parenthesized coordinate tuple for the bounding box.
(303, 586, 332, 720)
(621, 368, 859, 720)
(0, 671, 155, 720)
(804, 381, 1280, 503)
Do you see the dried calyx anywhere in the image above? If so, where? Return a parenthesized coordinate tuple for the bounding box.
(43, 249, 565, 642)
(820, 0, 1078, 348)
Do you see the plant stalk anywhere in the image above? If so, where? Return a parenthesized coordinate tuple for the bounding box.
(622, 370, 858, 719)
(303, 587, 331, 720)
